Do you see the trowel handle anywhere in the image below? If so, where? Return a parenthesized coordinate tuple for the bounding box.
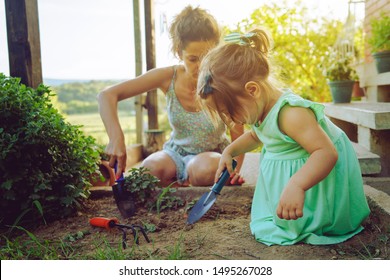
(211, 159, 237, 194)
(114, 161, 124, 182)
(90, 217, 119, 229)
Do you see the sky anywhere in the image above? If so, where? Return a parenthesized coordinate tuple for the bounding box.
(0, 0, 365, 80)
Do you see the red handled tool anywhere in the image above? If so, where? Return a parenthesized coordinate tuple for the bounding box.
(90, 217, 150, 249)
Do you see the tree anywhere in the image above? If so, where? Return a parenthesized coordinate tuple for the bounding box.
(229, 0, 345, 102)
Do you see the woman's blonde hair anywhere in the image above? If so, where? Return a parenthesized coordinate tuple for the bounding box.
(198, 28, 278, 127)
(169, 6, 220, 58)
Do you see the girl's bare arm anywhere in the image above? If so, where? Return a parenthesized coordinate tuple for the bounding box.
(216, 130, 261, 181)
(276, 105, 338, 220)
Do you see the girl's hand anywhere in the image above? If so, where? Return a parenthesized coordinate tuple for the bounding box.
(276, 184, 305, 220)
(229, 173, 245, 185)
(215, 152, 235, 183)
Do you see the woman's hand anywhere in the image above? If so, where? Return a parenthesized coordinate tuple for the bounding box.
(276, 184, 305, 220)
(106, 137, 127, 180)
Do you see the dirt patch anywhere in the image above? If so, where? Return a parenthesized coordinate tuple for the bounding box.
(13, 186, 390, 260)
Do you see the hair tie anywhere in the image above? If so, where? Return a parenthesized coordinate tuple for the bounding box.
(202, 74, 213, 95)
(224, 32, 256, 46)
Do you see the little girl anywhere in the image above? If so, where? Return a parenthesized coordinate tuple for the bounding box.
(197, 29, 370, 245)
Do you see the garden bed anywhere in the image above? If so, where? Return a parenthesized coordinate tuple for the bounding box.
(5, 185, 389, 260)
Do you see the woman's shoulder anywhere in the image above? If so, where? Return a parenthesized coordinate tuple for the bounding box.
(145, 66, 176, 93)
(147, 65, 175, 79)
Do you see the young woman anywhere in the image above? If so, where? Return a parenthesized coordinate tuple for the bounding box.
(98, 6, 245, 187)
(197, 29, 370, 245)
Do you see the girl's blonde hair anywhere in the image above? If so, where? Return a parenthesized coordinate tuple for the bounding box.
(198, 28, 279, 127)
(169, 6, 220, 58)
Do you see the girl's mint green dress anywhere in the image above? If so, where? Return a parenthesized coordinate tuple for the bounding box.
(250, 91, 370, 246)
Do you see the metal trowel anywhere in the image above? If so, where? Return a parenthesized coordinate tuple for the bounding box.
(112, 163, 136, 218)
(187, 159, 237, 225)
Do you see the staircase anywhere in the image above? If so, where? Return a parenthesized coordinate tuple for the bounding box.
(323, 63, 390, 177)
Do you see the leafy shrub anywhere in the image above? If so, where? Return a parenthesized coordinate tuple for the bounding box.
(368, 13, 390, 53)
(0, 74, 101, 226)
(123, 167, 160, 206)
(123, 167, 183, 213)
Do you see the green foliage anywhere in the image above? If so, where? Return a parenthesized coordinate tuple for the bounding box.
(123, 167, 183, 213)
(0, 74, 101, 226)
(123, 167, 161, 206)
(368, 13, 390, 53)
(0, 226, 79, 260)
(230, 0, 351, 102)
(324, 51, 357, 81)
(153, 184, 184, 215)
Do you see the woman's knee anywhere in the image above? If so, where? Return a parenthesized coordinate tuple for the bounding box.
(187, 152, 220, 186)
(141, 152, 176, 184)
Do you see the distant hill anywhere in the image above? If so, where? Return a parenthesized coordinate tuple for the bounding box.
(45, 78, 166, 115)
(43, 78, 123, 86)
(50, 79, 132, 114)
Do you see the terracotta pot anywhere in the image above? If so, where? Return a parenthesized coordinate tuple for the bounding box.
(90, 160, 115, 187)
(352, 81, 364, 97)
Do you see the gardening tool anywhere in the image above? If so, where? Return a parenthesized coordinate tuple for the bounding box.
(112, 162, 136, 218)
(89, 217, 150, 249)
(187, 159, 237, 225)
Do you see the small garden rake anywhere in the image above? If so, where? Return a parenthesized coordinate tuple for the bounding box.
(89, 217, 150, 249)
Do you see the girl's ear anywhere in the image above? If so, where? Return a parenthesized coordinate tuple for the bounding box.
(244, 81, 260, 98)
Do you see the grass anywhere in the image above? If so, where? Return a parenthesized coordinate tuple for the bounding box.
(64, 112, 139, 145)
(0, 227, 188, 260)
(64, 111, 171, 146)
(0, 227, 80, 260)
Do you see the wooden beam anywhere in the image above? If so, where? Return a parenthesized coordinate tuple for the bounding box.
(133, 0, 143, 144)
(5, 0, 43, 88)
(144, 0, 158, 129)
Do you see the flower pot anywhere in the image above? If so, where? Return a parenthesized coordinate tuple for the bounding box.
(352, 81, 364, 98)
(90, 160, 116, 187)
(328, 80, 354, 103)
(372, 51, 390, 74)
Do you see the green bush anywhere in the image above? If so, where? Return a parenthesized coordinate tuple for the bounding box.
(0, 74, 101, 226)
(368, 13, 390, 53)
(123, 167, 161, 207)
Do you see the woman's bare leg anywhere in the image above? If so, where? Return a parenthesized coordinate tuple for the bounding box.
(141, 151, 177, 187)
(186, 152, 221, 186)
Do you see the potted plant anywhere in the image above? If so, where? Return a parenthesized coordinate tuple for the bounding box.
(367, 13, 390, 74)
(325, 51, 357, 103)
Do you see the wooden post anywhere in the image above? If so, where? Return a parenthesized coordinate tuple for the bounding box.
(144, 0, 158, 129)
(143, 129, 165, 157)
(133, 0, 144, 144)
(5, 0, 43, 88)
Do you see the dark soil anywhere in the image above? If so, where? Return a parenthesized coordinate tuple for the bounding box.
(19, 185, 390, 260)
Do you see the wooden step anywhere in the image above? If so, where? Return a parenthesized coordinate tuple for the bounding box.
(323, 102, 390, 130)
(352, 142, 381, 175)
